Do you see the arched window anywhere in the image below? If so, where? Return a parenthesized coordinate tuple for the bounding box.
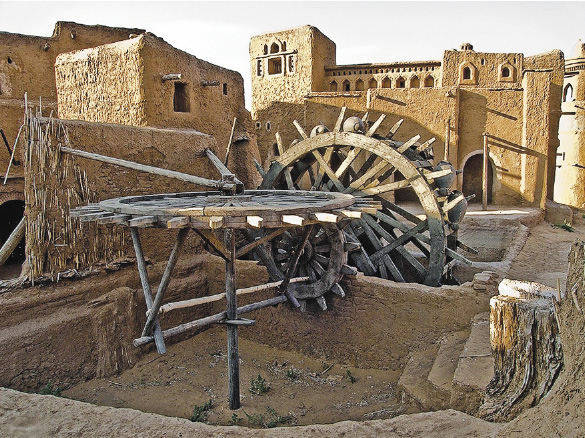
(498, 63, 516, 82)
(396, 77, 406, 88)
(564, 83, 574, 102)
(369, 78, 378, 89)
(459, 62, 478, 85)
(410, 76, 420, 88)
(424, 76, 435, 87)
(355, 79, 364, 91)
(270, 43, 279, 54)
(330, 81, 338, 92)
(382, 77, 391, 88)
(342, 80, 350, 91)
(281, 41, 286, 51)
(263, 45, 268, 55)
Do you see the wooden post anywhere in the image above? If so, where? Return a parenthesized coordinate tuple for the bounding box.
(0, 216, 25, 266)
(444, 118, 451, 161)
(225, 228, 240, 410)
(482, 133, 489, 211)
(130, 227, 166, 354)
(142, 228, 189, 337)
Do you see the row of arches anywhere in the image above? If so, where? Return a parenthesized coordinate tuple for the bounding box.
(329, 75, 435, 92)
(330, 65, 437, 77)
(263, 41, 286, 55)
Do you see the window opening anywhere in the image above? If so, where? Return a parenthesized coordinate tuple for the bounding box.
(173, 82, 189, 113)
(397, 77, 405, 88)
(268, 57, 282, 75)
(564, 83, 574, 102)
(382, 77, 391, 88)
(355, 79, 364, 91)
(223, 83, 228, 95)
(330, 81, 338, 92)
(288, 55, 294, 73)
(463, 67, 471, 80)
(257, 59, 262, 76)
(424, 76, 435, 87)
(502, 67, 510, 78)
(270, 43, 279, 54)
(343, 80, 350, 91)
(263, 45, 268, 55)
(410, 76, 420, 88)
(369, 78, 378, 89)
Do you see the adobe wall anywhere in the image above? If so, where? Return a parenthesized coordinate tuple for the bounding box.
(55, 34, 259, 188)
(23, 118, 223, 278)
(0, 22, 145, 176)
(250, 25, 336, 116)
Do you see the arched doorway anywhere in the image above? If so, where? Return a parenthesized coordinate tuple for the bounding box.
(462, 154, 493, 203)
(0, 200, 26, 266)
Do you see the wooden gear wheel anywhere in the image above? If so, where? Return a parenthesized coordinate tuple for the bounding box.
(254, 108, 467, 309)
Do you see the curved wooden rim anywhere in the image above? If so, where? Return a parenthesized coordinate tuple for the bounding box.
(260, 131, 446, 286)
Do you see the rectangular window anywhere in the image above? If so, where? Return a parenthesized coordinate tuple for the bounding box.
(268, 57, 282, 75)
(288, 55, 294, 73)
(223, 83, 228, 95)
(173, 82, 190, 113)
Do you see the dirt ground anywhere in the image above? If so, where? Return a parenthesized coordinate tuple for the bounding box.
(2, 211, 585, 436)
(58, 213, 585, 429)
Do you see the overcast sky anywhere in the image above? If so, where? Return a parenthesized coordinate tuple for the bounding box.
(2, 1, 584, 109)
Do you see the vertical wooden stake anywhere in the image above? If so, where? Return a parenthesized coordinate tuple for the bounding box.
(444, 118, 451, 161)
(225, 228, 240, 410)
(482, 133, 489, 211)
(130, 227, 166, 354)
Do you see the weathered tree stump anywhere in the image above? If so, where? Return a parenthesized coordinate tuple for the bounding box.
(478, 279, 563, 422)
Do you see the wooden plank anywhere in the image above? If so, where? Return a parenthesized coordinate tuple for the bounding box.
(133, 296, 289, 347)
(159, 277, 310, 313)
(209, 216, 224, 229)
(293, 120, 308, 140)
(346, 159, 390, 193)
(128, 216, 156, 227)
(311, 212, 339, 223)
(397, 134, 421, 153)
(130, 227, 166, 354)
(334, 147, 362, 179)
(386, 119, 403, 139)
(78, 211, 111, 222)
(224, 117, 237, 166)
(423, 168, 452, 182)
(333, 107, 347, 132)
(99, 214, 131, 225)
(370, 220, 429, 264)
(311, 149, 345, 192)
(276, 132, 295, 190)
(365, 114, 386, 137)
(443, 194, 465, 213)
(333, 209, 362, 219)
(282, 215, 305, 226)
(416, 137, 436, 152)
(167, 216, 189, 228)
(246, 215, 263, 228)
(235, 227, 290, 258)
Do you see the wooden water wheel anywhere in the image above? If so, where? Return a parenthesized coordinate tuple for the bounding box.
(252, 108, 470, 309)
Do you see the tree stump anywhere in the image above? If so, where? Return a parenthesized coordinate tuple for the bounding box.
(478, 279, 563, 422)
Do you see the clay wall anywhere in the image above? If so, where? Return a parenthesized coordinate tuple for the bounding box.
(23, 118, 223, 278)
(0, 22, 144, 177)
(55, 34, 258, 188)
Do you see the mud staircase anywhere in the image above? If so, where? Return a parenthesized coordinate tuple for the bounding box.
(397, 312, 493, 415)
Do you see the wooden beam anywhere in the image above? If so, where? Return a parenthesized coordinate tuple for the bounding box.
(59, 146, 237, 192)
(0, 216, 25, 266)
(130, 227, 166, 354)
(365, 114, 386, 137)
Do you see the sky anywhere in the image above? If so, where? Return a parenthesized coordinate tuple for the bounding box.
(2, 1, 584, 109)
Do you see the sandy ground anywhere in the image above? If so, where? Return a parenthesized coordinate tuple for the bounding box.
(2, 210, 585, 436)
